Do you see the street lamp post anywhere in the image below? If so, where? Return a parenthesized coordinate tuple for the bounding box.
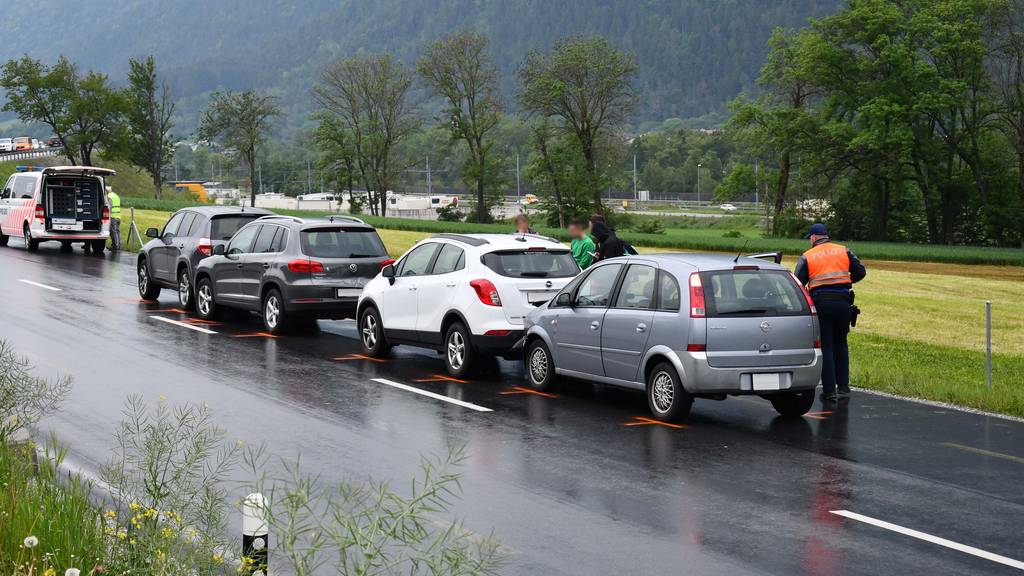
(696, 163, 702, 204)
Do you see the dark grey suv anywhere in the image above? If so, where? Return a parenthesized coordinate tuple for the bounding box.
(137, 206, 273, 307)
(193, 215, 391, 334)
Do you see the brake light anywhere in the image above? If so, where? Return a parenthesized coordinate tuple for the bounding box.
(688, 272, 705, 318)
(379, 258, 395, 270)
(687, 343, 706, 352)
(733, 265, 759, 270)
(484, 329, 511, 336)
(470, 279, 502, 306)
(789, 272, 817, 315)
(197, 238, 213, 257)
(102, 206, 110, 222)
(34, 204, 45, 222)
(287, 259, 324, 273)
(813, 339, 822, 349)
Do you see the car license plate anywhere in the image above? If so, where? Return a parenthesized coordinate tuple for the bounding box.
(336, 288, 362, 298)
(53, 222, 83, 231)
(752, 373, 782, 391)
(527, 291, 553, 304)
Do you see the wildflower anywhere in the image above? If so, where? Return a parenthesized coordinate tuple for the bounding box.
(155, 550, 166, 562)
(161, 527, 175, 538)
(105, 510, 117, 519)
(212, 553, 225, 565)
(23, 535, 39, 548)
(65, 569, 81, 576)
(129, 502, 141, 511)
(43, 568, 56, 576)
(116, 530, 128, 540)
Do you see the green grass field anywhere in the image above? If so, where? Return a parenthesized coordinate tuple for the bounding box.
(121, 208, 1024, 417)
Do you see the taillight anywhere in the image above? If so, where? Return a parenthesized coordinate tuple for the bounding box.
(688, 272, 705, 318)
(470, 279, 502, 306)
(197, 238, 213, 257)
(287, 259, 324, 273)
(102, 206, 110, 222)
(686, 343, 706, 352)
(813, 339, 822, 349)
(379, 258, 395, 270)
(484, 329, 511, 336)
(790, 272, 816, 315)
(34, 204, 45, 222)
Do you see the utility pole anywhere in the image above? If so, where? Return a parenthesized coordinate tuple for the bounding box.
(426, 156, 432, 195)
(754, 160, 759, 205)
(306, 159, 312, 196)
(633, 154, 638, 201)
(515, 152, 521, 204)
(696, 163, 702, 204)
(258, 164, 263, 195)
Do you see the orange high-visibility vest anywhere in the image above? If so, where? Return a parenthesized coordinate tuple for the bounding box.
(804, 242, 851, 290)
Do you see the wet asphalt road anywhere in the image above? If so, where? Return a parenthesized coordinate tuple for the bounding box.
(1, 243, 1022, 575)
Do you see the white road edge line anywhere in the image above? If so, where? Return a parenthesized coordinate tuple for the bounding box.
(831, 510, 1024, 571)
(151, 315, 218, 335)
(18, 278, 61, 291)
(371, 378, 492, 412)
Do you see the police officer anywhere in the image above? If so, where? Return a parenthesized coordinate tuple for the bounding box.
(106, 186, 121, 251)
(794, 223, 866, 402)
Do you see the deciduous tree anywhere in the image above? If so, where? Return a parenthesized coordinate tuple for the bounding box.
(123, 56, 175, 199)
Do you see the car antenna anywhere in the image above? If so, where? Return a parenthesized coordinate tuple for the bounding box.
(733, 239, 749, 263)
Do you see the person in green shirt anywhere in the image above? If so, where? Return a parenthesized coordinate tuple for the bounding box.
(568, 219, 596, 270)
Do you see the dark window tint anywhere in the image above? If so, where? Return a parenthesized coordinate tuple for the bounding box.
(252, 225, 279, 253)
(300, 227, 387, 258)
(398, 243, 438, 277)
(162, 212, 186, 237)
(227, 224, 259, 255)
(481, 249, 579, 278)
(614, 265, 656, 309)
(432, 244, 465, 274)
(702, 269, 809, 317)
(270, 227, 287, 252)
(657, 272, 681, 311)
(178, 212, 198, 238)
(210, 215, 262, 240)
(574, 264, 622, 307)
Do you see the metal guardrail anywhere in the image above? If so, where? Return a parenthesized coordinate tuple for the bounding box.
(0, 148, 62, 162)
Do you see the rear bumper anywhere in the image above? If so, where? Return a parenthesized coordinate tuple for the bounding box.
(286, 297, 359, 319)
(34, 233, 109, 241)
(471, 330, 525, 358)
(679, 349, 822, 394)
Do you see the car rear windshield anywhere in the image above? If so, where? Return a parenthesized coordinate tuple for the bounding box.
(481, 249, 580, 278)
(300, 227, 387, 258)
(210, 215, 262, 240)
(701, 269, 809, 317)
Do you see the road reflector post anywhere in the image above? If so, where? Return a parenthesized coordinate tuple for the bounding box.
(241, 493, 268, 575)
(985, 301, 992, 389)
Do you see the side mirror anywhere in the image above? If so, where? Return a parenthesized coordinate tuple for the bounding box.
(381, 263, 396, 284)
(213, 244, 226, 256)
(145, 227, 159, 239)
(556, 292, 573, 307)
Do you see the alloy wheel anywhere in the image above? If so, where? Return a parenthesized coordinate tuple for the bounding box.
(447, 330, 466, 370)
(362, 314, 377, 349)
(529, 347, 548, 384)
(139, 265, 149, 294)
(651, 371, 675, 413)
(197, 284, 212, 316)
(178, 271, 190, 307)
(265, 295, 280, 329)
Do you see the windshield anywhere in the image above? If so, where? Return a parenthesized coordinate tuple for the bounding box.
(210, 215, 262, 240)
(701, 269, 809, 317)
(481, 249, 580, 278)
(300, 227, 387, 258)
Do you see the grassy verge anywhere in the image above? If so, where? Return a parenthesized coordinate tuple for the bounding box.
(850, 333, 1024, 417)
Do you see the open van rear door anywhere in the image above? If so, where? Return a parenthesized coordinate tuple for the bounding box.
(42, 166, 117, 178)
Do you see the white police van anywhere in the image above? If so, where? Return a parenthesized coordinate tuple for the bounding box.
(0, 166, 114, 253)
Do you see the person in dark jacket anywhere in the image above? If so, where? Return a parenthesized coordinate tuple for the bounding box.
(794, 223, 867, 402)
(589, 215, 625, 262)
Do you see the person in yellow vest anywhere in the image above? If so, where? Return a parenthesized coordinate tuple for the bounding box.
(106, 186, 121, 251)
(794, 223, 866, 402)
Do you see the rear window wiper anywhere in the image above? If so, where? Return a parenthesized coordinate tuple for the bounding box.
(717, 308, 769, 315)
(348, 253, 381, 258)
(518, 271, 550, 277)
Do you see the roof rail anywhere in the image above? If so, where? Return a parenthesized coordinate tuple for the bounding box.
(257, 214, 304, 224)
(434, 233, 490, 246)
(326, 215, 365, 224)
(518, 233, 562, 245)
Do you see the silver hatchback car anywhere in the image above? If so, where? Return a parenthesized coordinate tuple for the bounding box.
(522, 253, 823, 421)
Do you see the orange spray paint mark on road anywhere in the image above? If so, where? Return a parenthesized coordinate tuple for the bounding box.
(414, 374, 471, 384)
(623, 416, 687, 429)
(333, 354, 387, 363)
(232, 332, 280, 339)
(805, 411, 832, 421)
(499, 386, 558, 399)
(147, 308, 191, 314)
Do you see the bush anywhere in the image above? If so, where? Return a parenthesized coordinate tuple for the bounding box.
(0, 339, 71, 442)
(436, 204, 464, 222)
(630, 218, 665, 235)
(723, 229, 743, 238)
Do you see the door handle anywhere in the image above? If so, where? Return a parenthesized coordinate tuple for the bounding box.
(236, 263, 243, 269)
(551, 319, 557, 326)
(636, 323, 647, 333)
(590, 321, 600, 330)
(262, 263, 270, 269)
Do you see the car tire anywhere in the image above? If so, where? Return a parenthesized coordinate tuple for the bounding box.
(0, 230, 8, 247)
(138, 258, 161, 300)
(444, 322, 476, 378)
(91, 240, 105, 254)
(195, 276, 221, 320)
(525, 339, 557, 391)
(177, 267, 195, 311)
(59, 241, 72, 252)
(24, 224, 38, 252)
(769, 390, 816, 417)
(359, 306, 390, 357)
(646, 362, 693, 422)
(262, 288, 288, 335)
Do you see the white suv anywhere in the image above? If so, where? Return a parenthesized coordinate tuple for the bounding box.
(357, 233, 581, 376)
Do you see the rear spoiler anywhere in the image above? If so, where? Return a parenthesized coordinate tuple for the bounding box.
(744, 251, 783, 264)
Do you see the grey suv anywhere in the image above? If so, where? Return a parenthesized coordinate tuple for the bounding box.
(522, 253, 822, 421)
(193, 215, 391, 334)
(137, 206, 273, 307)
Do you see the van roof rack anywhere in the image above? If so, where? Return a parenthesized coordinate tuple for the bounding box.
(434, 233, 489, 246)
